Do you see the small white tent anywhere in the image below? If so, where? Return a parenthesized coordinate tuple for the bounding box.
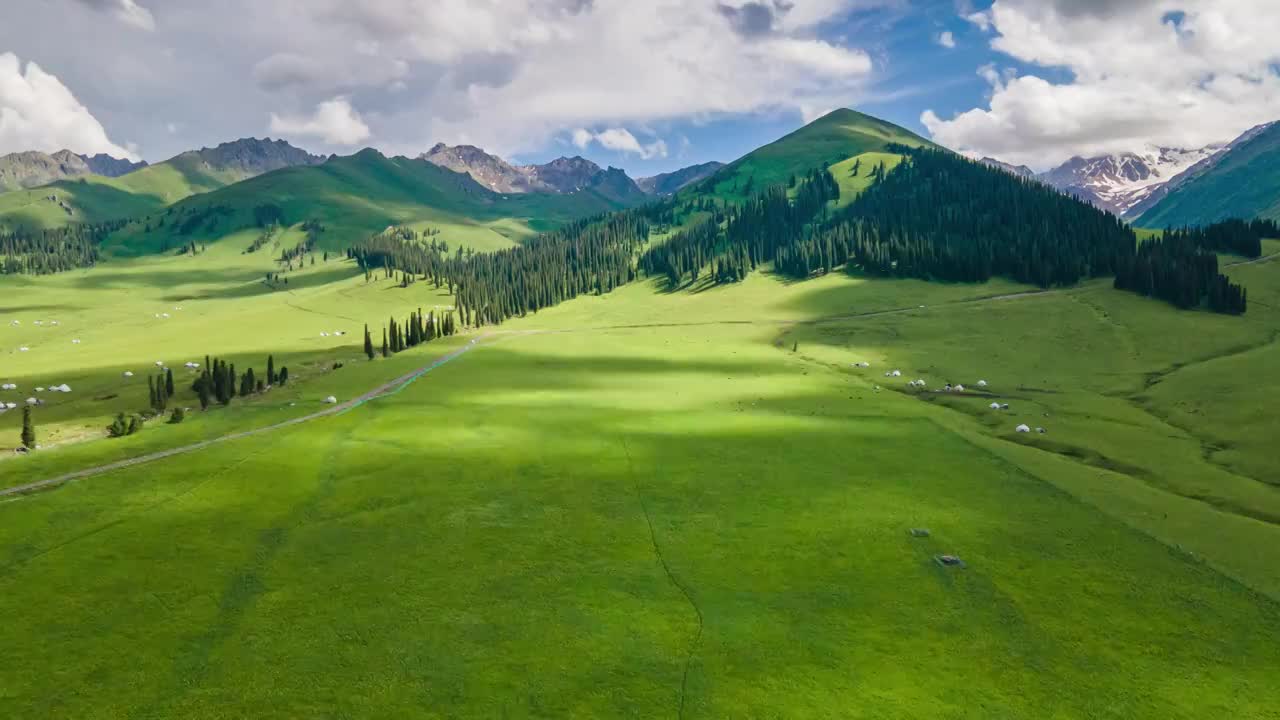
(323, 396, 338, 404)
(977, 380, 988, 387)
(990, 402, 1001, 409)
(123, 371, 134, 378)
(891, 370, 902, 377)
(1016, 424, 1031, 433)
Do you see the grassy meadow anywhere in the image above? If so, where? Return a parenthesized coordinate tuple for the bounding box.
(2, 235, 1280, 717)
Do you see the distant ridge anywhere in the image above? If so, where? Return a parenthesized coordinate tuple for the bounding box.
(979, 157, 1034, 178)
(1134, 121, 1280, 227)
(0, 137, 326, 230)
(81, 154, 148, 177)
(420, 143, 648, 201)
(637, 161, 726, 195)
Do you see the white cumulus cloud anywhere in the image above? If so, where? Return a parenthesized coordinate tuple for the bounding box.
(269, 0, 880, 156)
(268, 97, 371, 145)
(937, 31, 955, 49)
(924, 0, 1280, 169)
(0, 52, 137, 158)
(70, 0, 155, 31)
(572, 127, 668, 159)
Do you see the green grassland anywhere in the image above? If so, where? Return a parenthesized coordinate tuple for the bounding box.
(3, 111, 1280, 717)
(828, 152, 905, 209)
(3, 242, 1280, 716)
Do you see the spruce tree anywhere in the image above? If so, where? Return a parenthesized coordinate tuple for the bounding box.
(108, 412, 126, 438)
(267, 355, 276, 385)
(165, 368, 175, 397)
(382, 327, 390, 358)
(278, 366, 289, 386)
(21, 405, 36, 449)
(197, 371, 211, 409)
(364, 324, 375, 359)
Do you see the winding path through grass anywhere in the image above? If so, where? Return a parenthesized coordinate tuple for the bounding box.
(0, 338, 492, 498)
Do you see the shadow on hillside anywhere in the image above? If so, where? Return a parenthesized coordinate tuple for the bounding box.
(67, 266, 267, 291)
(160, 265, 361, 302)
(0, 303, 82, 314)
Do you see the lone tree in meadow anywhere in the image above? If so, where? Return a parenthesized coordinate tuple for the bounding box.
(21, 405, 36, 449)
(108, 412, 129, 438)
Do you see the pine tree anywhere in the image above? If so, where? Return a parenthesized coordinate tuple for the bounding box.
(382, 327, 390, 358)
(155, 373, 167, 412)
(165, 367, 175, 397)
(21, 405, 36, 449)
(278, 366, 289, 386)
(108, 412, 127, 438)
(127, 415, 142, 435)
(364, 324, 375, 359)
(197, 371, 211, 409)
(267, 355, 276, 385)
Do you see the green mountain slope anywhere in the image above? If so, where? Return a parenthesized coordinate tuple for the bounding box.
(106, 149, 646, 256)
(688, 108, 934, 200)
(1136, 122, 1280, 228)
(0, 139, 323, 231)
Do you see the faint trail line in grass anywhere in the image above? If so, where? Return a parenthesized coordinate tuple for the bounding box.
(281, 293, 363, 324)
(159, 424, 357, 710)
(621, 436, 704, 720)
(1225, 252, 1280, 267)
(1, 338, 502, 499)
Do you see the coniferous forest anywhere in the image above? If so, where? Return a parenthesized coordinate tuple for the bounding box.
(1110, 222, 1272, 314)
(0, 220, 126, 274)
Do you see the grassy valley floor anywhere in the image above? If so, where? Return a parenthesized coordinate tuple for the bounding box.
(1, 245, 1279, 717)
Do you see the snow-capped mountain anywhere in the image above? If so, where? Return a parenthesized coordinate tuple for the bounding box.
(1125, 121, 1277, 220)
(1036, 146, 1223, 216)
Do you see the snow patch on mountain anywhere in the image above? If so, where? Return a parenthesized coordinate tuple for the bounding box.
(1037, 146, 1223, 215)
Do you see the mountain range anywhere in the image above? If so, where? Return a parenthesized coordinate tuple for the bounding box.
(0, 149, 148, 191)
(5, 108, 1279, 236)
(1134, 121, 1280, 227)
(981, 121, 1280, 225)
(418, 143, 720, 200)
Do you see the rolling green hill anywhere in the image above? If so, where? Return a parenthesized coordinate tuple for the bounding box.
(0, 139, 324, 231)
(105, 149, 648, 257)
(1136, 122, 1280, 228)
(689, 108, 933, 200)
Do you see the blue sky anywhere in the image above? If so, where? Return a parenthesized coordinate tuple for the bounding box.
(516, 1, 1002, 174)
